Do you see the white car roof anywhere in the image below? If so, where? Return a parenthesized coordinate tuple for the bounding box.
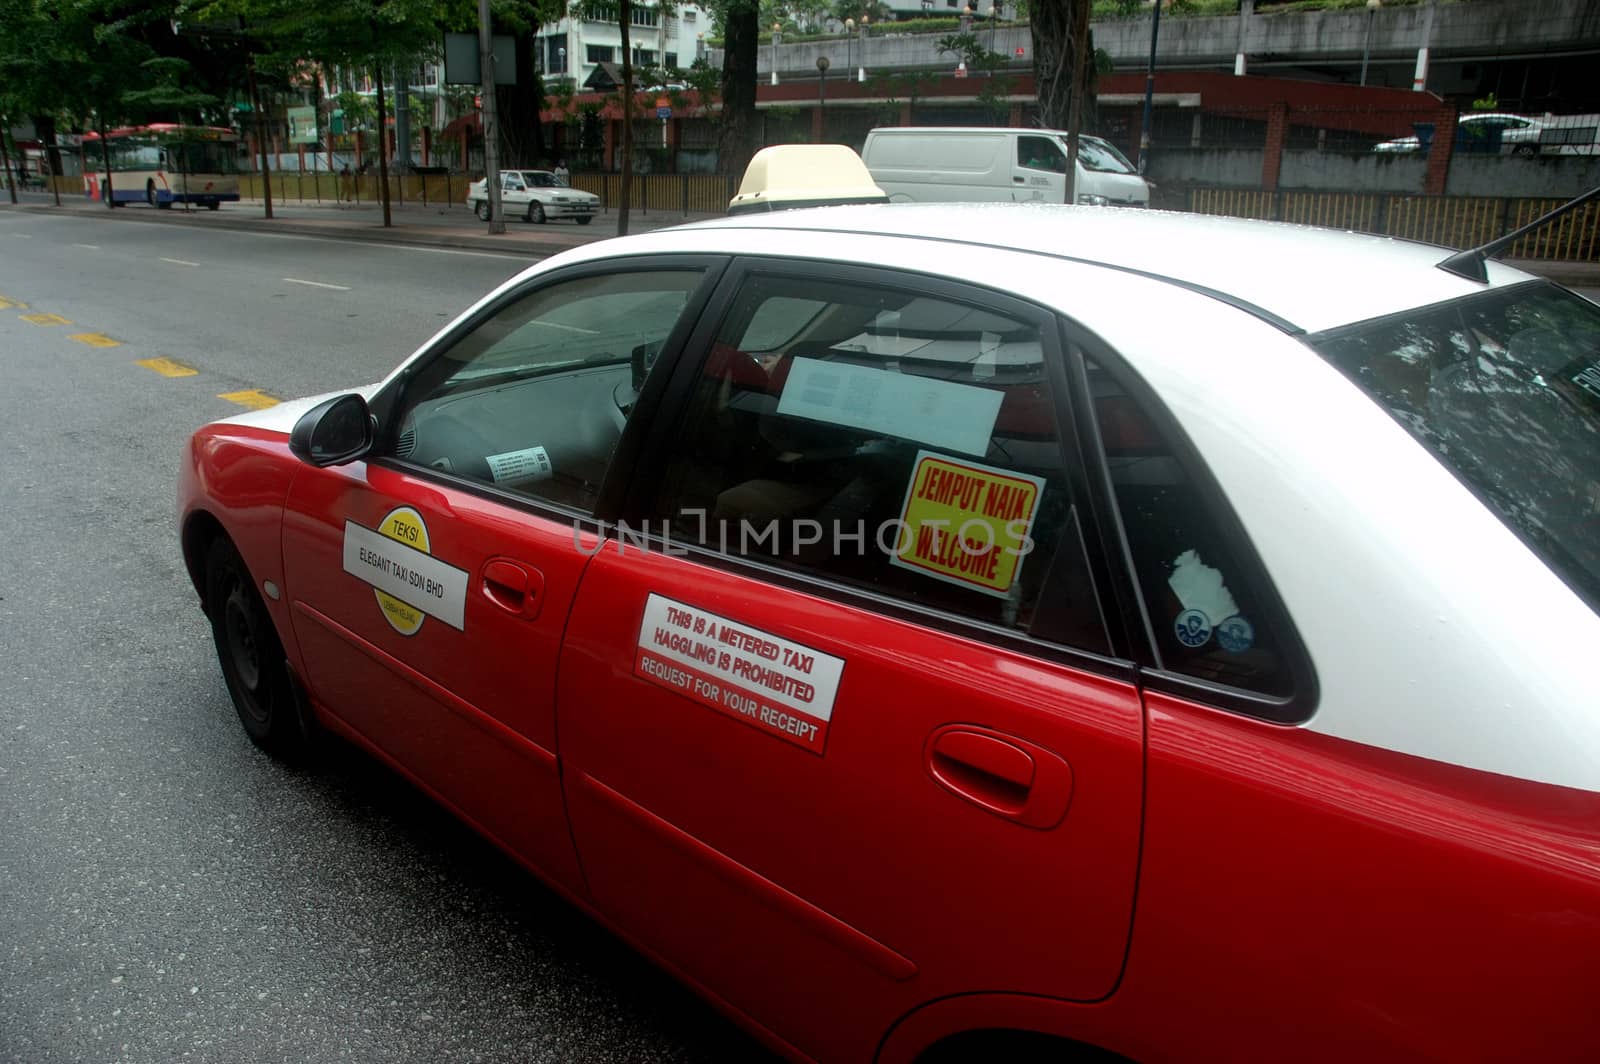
(670, 203, 1538, 335)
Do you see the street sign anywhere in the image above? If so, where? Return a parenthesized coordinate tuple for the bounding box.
(656, 106, 672, 119)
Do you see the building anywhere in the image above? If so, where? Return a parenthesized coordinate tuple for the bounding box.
(536, 2, 713, 91)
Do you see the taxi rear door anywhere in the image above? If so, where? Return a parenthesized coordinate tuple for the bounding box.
(554, 260, 1145, 1061)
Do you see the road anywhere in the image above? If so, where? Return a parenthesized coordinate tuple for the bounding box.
(0, 209, 773, 1064)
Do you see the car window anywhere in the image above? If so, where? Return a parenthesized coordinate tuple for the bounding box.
(1073, 136, 1137, 175)
(1311, 283, 1600, 615)
(1087, 358, 1294, 696)
(650, 272, 1111, 655)
(1018, 135, 1067, 174)
(391, 269, 706, 514)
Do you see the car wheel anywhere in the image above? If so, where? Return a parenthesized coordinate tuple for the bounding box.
(205, 201, 220, 211)
(474, 199, 489, 221)
(146, 181, 157, 207)
(205, 537, 306, 758)
(528, 201, 546, 224)
(1513, 143, 1539, 157)
(576, 215, 593, 225)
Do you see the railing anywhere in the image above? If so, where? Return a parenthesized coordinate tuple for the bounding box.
(238, 172, 471, 207)
(1191, 188, 1599, 261)
(568, 173, 737, 213)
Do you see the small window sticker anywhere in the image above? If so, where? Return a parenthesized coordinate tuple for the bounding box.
(1174, 608, 1212, 648)
(1554, 355, 1600, 414)
(1215, 615, 1255, 653)
(485, 445, 552, 484)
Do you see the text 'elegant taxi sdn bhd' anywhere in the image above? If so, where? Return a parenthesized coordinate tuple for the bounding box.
(178, 186, 1600, 1062)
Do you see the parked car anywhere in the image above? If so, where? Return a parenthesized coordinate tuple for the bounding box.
(179, 199, 1600, 1063)
(1374, 111, 1546, 155)
(466, 168, 599, 223)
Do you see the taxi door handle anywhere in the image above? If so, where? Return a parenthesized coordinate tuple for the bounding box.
(1012, 175, 1026, 183)
(926, 725, 1073, 830)
(481, 558, 543, 619)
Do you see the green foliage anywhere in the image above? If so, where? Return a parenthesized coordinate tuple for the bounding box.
(1472, 92, 1499, 112)
(936, 30, 1005, 74)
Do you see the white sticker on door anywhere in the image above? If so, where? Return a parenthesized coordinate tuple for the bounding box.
(342, 508, 469, 634)
(633, 593, 845, 755)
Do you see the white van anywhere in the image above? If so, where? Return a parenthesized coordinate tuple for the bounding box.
(860, 126, 1150, 207)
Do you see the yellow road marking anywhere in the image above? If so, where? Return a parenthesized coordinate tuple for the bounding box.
(20, 312, 71, 326)
(218, 389, 279, 410)
(0, 296, 27, 310)
(69, 332, 122, 348)
(137, 357, 198, 378)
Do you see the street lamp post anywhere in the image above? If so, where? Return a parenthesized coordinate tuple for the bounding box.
(1360, 0, 1382, 87)
(845, 18, 854, 89)
(961, 4, 972, 33)
(817, 55, 830, 136)
(1138, 0, 1162, 175)
(772, 23, 782, 87)
(988, 4, 1001, 77)
(859, 15, 869, 82)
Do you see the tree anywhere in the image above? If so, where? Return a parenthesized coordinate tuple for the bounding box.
(709, 0, 758, 176)
(1032, 0, 1094, 133)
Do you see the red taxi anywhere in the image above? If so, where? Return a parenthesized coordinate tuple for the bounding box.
(179, 202, 1600, 1062)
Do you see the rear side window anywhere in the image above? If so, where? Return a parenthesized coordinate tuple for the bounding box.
(650, 272, 1111, 656)
(1087, 359, 1295, 697)
(1311, 283, 1600, 614)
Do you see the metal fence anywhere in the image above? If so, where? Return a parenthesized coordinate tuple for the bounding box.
(239, 173, 471, 207)
(1190, 188, 1599, 261)
(568, 173, 738, 213)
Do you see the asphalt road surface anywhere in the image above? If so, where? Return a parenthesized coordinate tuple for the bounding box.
(0, 209, 775, 1064)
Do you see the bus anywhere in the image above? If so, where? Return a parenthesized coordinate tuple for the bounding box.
(81, 124, 241, 209)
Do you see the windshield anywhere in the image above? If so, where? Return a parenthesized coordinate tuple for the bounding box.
(1065, 135, 1137, 174)
(1309, 282, 1600, 613)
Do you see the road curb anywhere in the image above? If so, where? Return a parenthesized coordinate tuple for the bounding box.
(8, 202, 600, 258)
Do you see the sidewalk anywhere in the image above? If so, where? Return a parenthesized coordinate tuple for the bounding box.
(2, 189, 724, 258)
(4, 188, 1595, 283)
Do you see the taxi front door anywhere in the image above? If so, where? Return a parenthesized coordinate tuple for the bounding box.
(281, 460, 589, 895)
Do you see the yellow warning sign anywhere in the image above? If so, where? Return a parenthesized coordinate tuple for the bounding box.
(891, 450, 1045, 598)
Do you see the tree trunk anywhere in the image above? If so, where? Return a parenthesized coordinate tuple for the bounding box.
(0, 117, 17, 205)
(496, 29, 547, 167)
(32, 114, 64, 205)
(1033, 0, 1094, 132)
(716, 3, 760, 175)
(619, 0, 634, 236)
(246, 56, 273, 219)
(375, 59, 392, 227)
(96, 110, 115, 210)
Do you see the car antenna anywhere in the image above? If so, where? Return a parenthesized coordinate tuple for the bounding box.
(1437, 184, 1600, 283)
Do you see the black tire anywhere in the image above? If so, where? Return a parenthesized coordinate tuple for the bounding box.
(205, 537, 306, 758)
(205, 200, 220, 211)
(146, 181, 157, 207)
(575, 215, 593, 225)
(474, 199, 490, 221)
(527, 201, 546, 224)
(1513, 143, 1539, 157)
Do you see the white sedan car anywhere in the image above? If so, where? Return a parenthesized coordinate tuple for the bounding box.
(467, 169, 599, 224)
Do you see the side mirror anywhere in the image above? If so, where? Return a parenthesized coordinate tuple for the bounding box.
(289, 394, 374, 467)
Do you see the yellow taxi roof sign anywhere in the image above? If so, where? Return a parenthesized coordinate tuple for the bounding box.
(727, 144, 888, 215)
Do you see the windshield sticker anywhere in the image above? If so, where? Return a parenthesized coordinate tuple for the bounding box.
(1215, 615, 1255, 653)
(342, 507, 468, 635)
(1554, 355, 1600, 414)
(633, 593, 845, 756)
(775, 356, 1003, 457)
(889, 450, 1045, 598)
(1167, 550, 1239, 630)
(1174, 609, 1212, 648)
(485, 445, 553, 485)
